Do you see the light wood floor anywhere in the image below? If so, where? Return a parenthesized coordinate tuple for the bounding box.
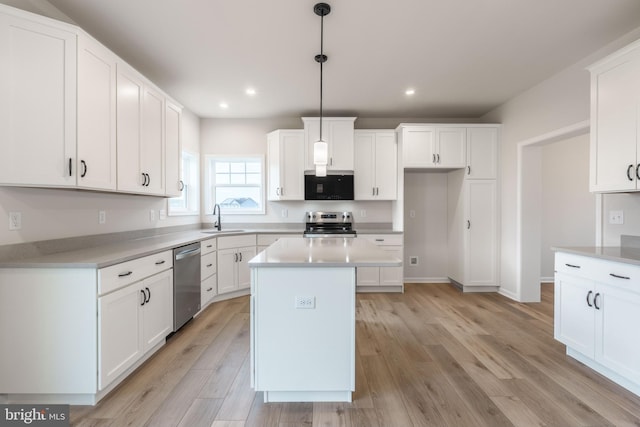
(70, 283, 640, 426)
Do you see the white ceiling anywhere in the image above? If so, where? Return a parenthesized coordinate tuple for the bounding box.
(46, 0, 640, 119)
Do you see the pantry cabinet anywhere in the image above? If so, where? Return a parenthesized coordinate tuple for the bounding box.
(399, 125, 466, 169)
(0, 9, 76, 187)
(302, 117, 356, 171)
(555, 251, 640, 393)
(465, 127, 498, 179)
(267, 130, 305, 200)
(354, 130, 398, 200)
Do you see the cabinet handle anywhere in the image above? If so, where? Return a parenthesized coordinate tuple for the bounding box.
(586, 290, 593, 307)
(68, 158, 72, 177)
(142, 173, 147, 186)
(206, 263, 213, 268)
(432, 154, 436, 164)
(239, 252, 243, 262)
(140, 290, 146, 306)
(628, 164, 634, 181)
(234, 253, 238, 262)
(467, 165, 471, 175)
(565, 263, 581, 269)
(437, 153, 440, 163)
(375, 238, 384, 242)
(81, 160, 87, 178)
(206, 244, 213, 249)
(609, 273, 630, 280)
(155, 260, 165, 265)
(145, 287, 151, 303)
(330, 157, 333, 166)
(179, 180, 185, 191)
(376, 187, 379, 196)
(636, 164, 640, 180)
(206, 287, 213, 292)
(594, 293, 601, 310)
(281, 187, 284, 196)
(146, 173, 151, 187)
(467, 220, 471, 229)
(118, 271, 133, 277)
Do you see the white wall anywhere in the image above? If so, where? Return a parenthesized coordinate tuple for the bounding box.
(403, 172, 448, 282)
(540, 134, 595, 279)
(482, 27, 640, 300)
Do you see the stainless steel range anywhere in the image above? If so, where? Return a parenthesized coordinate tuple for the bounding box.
(304, 211, 356, 237)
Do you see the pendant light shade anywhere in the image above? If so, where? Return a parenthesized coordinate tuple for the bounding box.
(313, 3, 330, 176)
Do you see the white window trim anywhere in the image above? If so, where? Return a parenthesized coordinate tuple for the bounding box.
(205, 154, 266, 215)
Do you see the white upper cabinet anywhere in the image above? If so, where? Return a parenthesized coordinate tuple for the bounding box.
(140, 83, 165, 195)
(77, 32, 117, 191)
(267, 130, 305, 201)
(302, 117, 356, 171)
(354, 130, 397, 200)
(0, 10, 76, 187)
(164, 99, 183, 197)
(116, 63, 144, 193)
(466, 127, 498, 179)
(399, 125, 466, 169)
(589, 40, 640, 193)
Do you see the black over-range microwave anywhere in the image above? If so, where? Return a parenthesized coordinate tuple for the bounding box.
(304, 173, 354, 200)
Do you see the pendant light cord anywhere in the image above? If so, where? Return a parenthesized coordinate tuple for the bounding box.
(319, 12, 324, 141)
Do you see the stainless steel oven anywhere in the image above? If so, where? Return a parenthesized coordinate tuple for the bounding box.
(303, 211, 356, 237)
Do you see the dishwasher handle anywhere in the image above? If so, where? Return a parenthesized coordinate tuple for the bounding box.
(175, 247, 201, 260)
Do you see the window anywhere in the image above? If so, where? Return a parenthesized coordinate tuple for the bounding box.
(206, 156, 265, 215)
(168, 151, 199, 216)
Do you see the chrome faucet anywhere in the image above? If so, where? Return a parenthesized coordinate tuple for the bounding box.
(213, 203, 221, 231)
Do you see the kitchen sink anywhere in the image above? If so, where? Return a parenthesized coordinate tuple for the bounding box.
(200, 229, 244, 234)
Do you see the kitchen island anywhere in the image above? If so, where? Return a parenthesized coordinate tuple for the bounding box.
(248, 237, 402, 403)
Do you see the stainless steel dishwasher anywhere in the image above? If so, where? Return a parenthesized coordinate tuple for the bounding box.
(173, 242, 201, 331)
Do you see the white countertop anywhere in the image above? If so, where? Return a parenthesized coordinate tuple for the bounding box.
(249, 237, 402, 268)
(553, 246, 640, 266)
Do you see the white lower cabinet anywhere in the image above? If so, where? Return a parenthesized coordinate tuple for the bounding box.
(98, 261, 173, 390)
(201, 238, 217, 308)
(356, 234, 403, 291)
(217, 234, 256, 294)
(555, 252, 640, 395)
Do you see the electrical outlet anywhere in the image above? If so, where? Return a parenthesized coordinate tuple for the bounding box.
(281, 209, 288, 218)
(410, 256, 418, 265)
(409, 209, 416, 218)
(295, 296, 315, 309)
(609, 210, 624, 225)
(8, 212, 21, 230)
(149, 210, 156, 222)
(99, 210, 106, 224)
(360, 210, 367, 218)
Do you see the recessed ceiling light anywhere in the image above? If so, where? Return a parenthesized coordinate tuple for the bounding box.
(246, 87, 257, 96)
(405, 88, 416, 96)
(219, 102, 229, 109)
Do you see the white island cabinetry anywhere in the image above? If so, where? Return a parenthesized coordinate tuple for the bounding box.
(554, 249, 640, 396)
(249, 237, 401, 402)
(356, 234, 403, 291)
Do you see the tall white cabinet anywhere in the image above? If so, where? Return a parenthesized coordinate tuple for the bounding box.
(588, 39, 640, 192)
(354, 130, 398, 200)
(267, 130, 305, 200)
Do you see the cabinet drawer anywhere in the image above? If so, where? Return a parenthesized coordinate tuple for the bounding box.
(201, 274, 217, 305)
(359, 234, 403, 246)
(218, 234, 256, 250)
(555, 252, 594, 278)
(99, 250, 172, 295)
(201, 238, 217, 255)
(593, 259, 640, 292)
(201, 251, 217, 279)
(257, 233, 295, 246)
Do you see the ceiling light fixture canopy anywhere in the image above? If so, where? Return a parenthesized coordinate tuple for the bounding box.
(313, 2, 330, 177)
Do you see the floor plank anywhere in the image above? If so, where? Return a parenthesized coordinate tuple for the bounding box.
(69, 283, 640, 427)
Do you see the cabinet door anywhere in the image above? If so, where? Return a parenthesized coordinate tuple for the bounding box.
(280, 131, 305, 200)
(402, 127, 435, 167)
(267, 132, 282, 200)
(436, 128, 466, 168)
(116, 64, 144, 193)
(0, 14, 76, 186)
(237, 246, 257, 289)
(465, 180, 497, 286)
(356, 267, 380, 286)
(165, 100, 182, 197)
(328, 120, 355, 170)
(141, 84, 165, 195)
(217, 248, 238, 294)
(354, 132, 376, 200)
(98, 284, 143, 390)
(374, 132, 398, 199)
(77, 34, 117, 191)
(466, 127, 497, 179)
(141, 270, 173, 352)
(590, 57, 640, 192)
(380, 247, 403, 286)
(554, 272, 595, 357)
(595, 284, 640, 384)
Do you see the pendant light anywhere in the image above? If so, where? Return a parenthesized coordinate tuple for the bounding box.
(313, 2, 330, 177)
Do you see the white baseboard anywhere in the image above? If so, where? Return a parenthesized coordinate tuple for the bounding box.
(403, 277, 450, 284)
